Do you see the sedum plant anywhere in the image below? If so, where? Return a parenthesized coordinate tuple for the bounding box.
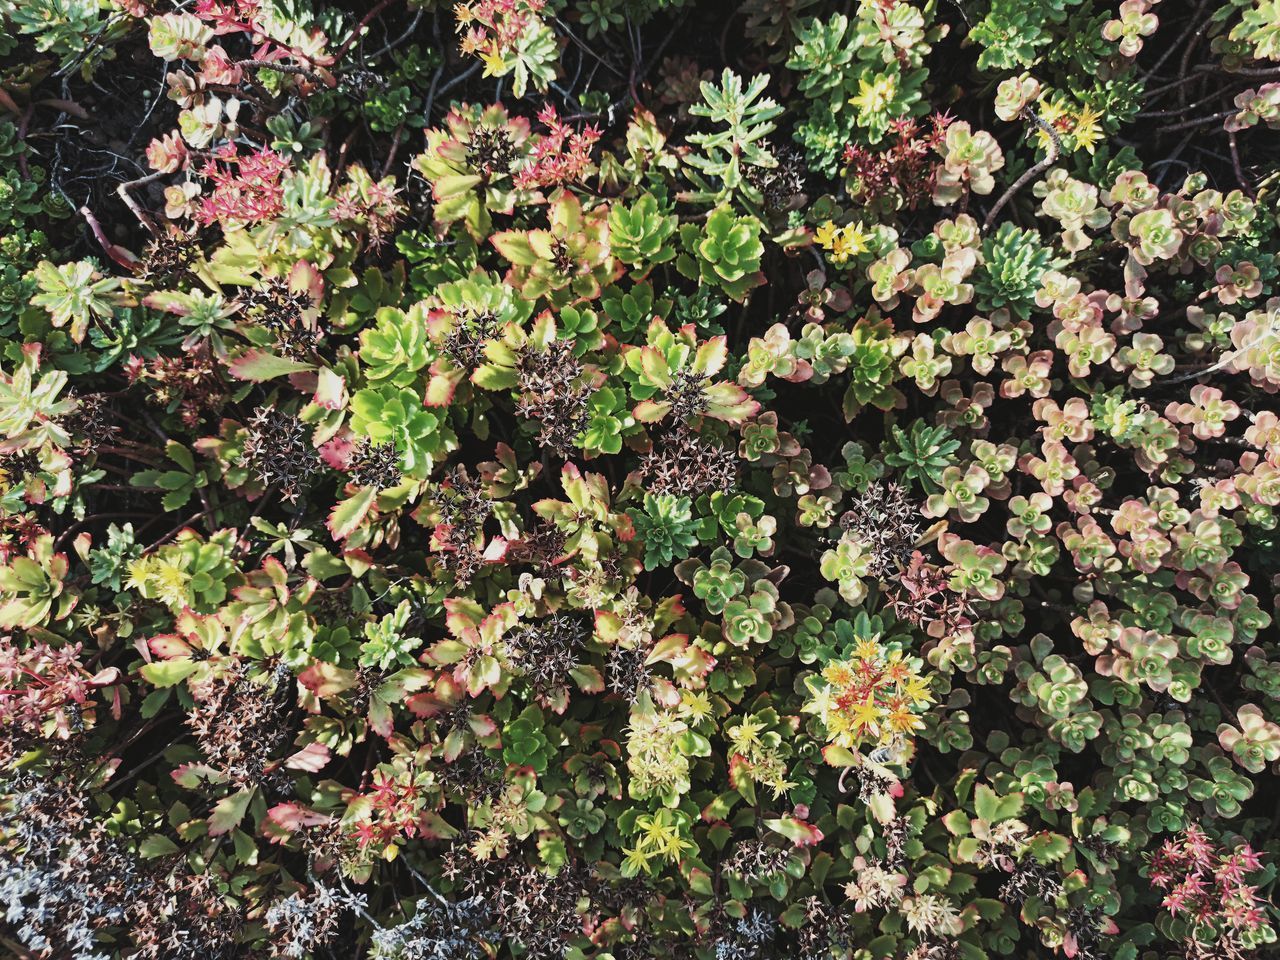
(0, 2, 1278, 960)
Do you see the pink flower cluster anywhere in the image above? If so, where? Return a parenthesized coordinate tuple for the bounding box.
(1148, 825, 1268, 942)
(195, 144, 291, 228)
(194, 0, 265, 36)
(0, 639, 120, 740)
(514, 105, 601, 190)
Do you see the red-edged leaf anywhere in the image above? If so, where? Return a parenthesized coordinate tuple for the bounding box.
(147, 633, 193, 659)
(298, 661, 357, 698)
(265, 802, 331, 839)
(228, 349, 316, 382)
(284, 742, 331, 772)
(313, 367, 347, 409)
(208, 787, 255, 836)
(764, 816, 824, 847)
(327, 485, 377, 541)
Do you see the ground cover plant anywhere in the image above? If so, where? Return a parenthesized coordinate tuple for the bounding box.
(2, 0, 1280, 958)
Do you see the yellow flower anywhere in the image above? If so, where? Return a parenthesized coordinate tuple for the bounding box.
(852, 637, 882, 663)
(831, 223, 873, 265)
(824, 708, 854, 743)
(1071, 104, 1104, 155)
(848, 698, 883, 736)
(815, 221, 873, 266)
(824, 661, 855, 687)
(657, 829, 694, 860)
(1034, 97, 1069, 152)
(903, 674, 934, 707)
(886, 704, 924, 735)
(729, 715, 765, 756)
(849, 74, 897, 117)
(479, 48, 508, 77)
(621, 843, 656, 875)
(678, 690, 712, 723)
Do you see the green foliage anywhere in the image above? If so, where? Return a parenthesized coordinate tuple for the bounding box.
(630, 492, 700, 569)
(2, 3, 1280, 960)
(976, 222, 1060, 319)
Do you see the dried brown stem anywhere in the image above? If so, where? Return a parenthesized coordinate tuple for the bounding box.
(983, 112, 1061, 230)
(117, 169, 167, 235)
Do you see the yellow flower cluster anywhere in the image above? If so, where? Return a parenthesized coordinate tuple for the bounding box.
(621, 809, 696, 876)
(1036, 98, 1104, 156)
(815, 220, 875, 266)
(804, 637, 935, 754)
(127, 555, 193, 610)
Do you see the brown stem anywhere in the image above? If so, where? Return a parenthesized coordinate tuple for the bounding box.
(142, 511, 207, 555)
(236, 59, 334, 87)
(1138, 88, 1228, 118)
(53, 511, 157, 551)
(16, 103, 33, 181)
(983, 111, 1061, 230)
(1141, 0, 1212, 82)
(1228, 129, 1253, 196)
(380, 120, 407, 179)
(333, 0, 399, 61)
(95, 443, 163, 463)
(1176, 14, 1216, 106)
(117, 170, 166, 235)
(0, 934, 38, 960)
(1155, 110, 1235, 134)
(34, 97, 90, 119)
(1217, 64, 1280, 78)
(76, 206, 139, 271)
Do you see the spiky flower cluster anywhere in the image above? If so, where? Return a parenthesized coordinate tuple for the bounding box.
(241, 406, 322, 502)
(804, 635, 935, 752)
(1147, 825, 1271, 955)
(195, 144, 291, 228)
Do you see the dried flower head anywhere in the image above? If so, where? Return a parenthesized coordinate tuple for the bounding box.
(348, 439, 403, 490)
(514, 340, 593, 456)
(241, 406, 322, 502)
(640, 425, 738, 498)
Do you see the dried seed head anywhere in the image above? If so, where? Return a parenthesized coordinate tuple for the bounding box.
(349, 439, 403, 490)
(640, 425, 738, 498)
(241, 407, 322, 502)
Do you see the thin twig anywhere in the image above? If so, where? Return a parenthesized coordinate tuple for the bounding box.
(369, 9, 424, 61)
(333, 0, 400, 61)
(117, 169, 167, 235)
(553, 17, 626, 78)
(1138, 88, 1229, 119)
(235, 59, 333, 87)
(142, 511, 207, 556)
(1141, 0, 1211, 82)
(54, 512, 157, 552)
(1176, 12, 1217, 105)
(1228, 129, 1253, 196)
(380, 120, 407, 178)
(983, 112, 1061, 230)
(1156, 110, 1234, 134)
(426, 61, 482, 119)
(1215, 64, 1280, 78)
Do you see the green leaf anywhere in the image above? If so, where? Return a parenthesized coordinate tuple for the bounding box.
(140, 659, 199, 688)
(228, 349, 317, 382)
(328, 485, 377, 541)
(973, 783, 999, 822)
(138, 833, 180, 858)
(208, 787, 255, 836)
